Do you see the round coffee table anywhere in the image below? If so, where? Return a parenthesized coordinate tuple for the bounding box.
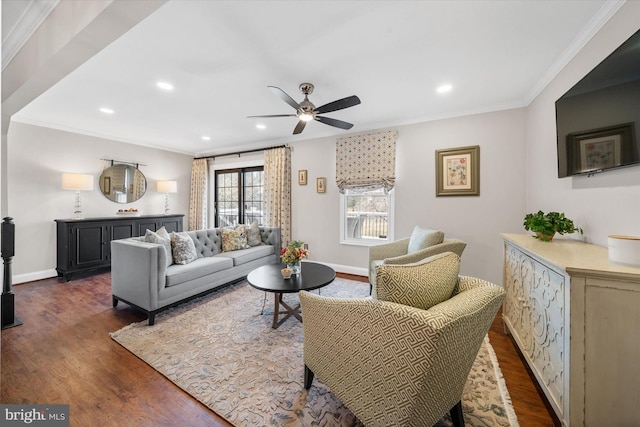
(247, 261, 336, 329)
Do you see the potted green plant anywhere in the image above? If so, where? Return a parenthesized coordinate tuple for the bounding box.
(523, 210, 583, 241)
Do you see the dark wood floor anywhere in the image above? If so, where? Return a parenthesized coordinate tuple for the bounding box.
(1, 272, 559, 426)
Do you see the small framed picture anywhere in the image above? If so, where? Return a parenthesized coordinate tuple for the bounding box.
(298, 170, 308, 185)
(435, 145, 480, 196)
(316, 177, 326, 193)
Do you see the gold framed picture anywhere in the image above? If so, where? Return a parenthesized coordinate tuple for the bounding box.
(298, 170, 307, 185)
(316, 177, 326, 193)
(435, 145, 480, 196)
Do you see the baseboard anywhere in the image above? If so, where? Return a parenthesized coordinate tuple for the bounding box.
(322, 262, 367, 278)
(13, 269, 57, 285)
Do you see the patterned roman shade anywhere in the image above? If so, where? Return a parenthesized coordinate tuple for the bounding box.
(335, 130, 398, 193)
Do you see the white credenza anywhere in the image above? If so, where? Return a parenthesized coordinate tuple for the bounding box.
(501, 234, 640, 427)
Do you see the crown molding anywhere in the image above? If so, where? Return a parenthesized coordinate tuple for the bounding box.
(2, 0, 60, 71)
(523, 0, 626, 105)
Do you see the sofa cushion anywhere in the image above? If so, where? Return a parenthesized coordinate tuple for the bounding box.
(215, 245, 274, 266)
(189, 229, 222, 258)
(221, 225, 250, 252)
(375, 252, 460, 311)
(171, 231, 198, 265)
(407, 226, 444, 254)
(144, 227, 173, 266)
(165, 257, 234, 287)
(246, 220, 263, 246)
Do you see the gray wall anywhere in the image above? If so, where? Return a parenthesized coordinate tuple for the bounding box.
(7, 121, 193, 283)
(290, 108, 527, 285)
(525, 1, 640, 247)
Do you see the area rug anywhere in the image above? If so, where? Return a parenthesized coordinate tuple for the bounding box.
(111, 278, 519, 427)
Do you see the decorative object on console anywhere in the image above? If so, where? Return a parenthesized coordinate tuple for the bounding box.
(280, 240, 308, 275)
(62, 173, 94, 218)
(523, 210, 582, 241)
(116, 208, 141, 217)
(435, 145, 480, 196)
(157, 180, 177, 215)
(608, 235, 640, 267)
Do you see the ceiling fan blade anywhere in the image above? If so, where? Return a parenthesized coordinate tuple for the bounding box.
(247, 114, 297, 118)
(268, 86, 302, 110)
(293, 120, 307, 135)
(314, 95, 361, 114)
(316, 116, 354, 130)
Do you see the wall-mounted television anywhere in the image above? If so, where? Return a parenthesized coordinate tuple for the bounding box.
(555, 28, 640, 178)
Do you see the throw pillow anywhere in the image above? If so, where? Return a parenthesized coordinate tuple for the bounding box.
(246, 220, 263, 246)
(221, 225, 249, 252)
(407, 226, 444, 253)
(170, 231, 198, 265)
(144, 227, 173, 266)
(375, 252, 460, 311)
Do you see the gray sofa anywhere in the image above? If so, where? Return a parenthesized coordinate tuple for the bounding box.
(111, 226, 280, 325)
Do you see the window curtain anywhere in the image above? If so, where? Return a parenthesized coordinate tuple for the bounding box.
(336, 130, 398, 193)
(188, 158, 208, 230)
(264, 147, 291, 246)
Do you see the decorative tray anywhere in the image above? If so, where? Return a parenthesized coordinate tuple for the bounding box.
(116, 211, 141, 217)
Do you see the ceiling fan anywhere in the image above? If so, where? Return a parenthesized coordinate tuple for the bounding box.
(248, 83, 361, 135)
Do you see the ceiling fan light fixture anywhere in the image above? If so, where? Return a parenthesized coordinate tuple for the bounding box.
(299, 112, 314, 122)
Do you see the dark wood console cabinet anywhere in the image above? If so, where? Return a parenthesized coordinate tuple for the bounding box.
(55, 214, 183, 281)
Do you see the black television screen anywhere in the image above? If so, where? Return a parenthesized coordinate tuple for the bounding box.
(555, 28, 640, 178)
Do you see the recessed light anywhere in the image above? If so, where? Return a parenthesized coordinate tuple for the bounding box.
(99, 107, 115, 114)
(156, 81, 174, 91)
(201, 135, 211, 141)
(256, 124, 266, 130)
(436, 84, 453, 94)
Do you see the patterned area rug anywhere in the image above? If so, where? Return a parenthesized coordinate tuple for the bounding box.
(111, 278, 519, 427)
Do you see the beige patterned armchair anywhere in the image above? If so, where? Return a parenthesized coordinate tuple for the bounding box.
(300, 253, 504, 427)
(368, 232, 466, 295)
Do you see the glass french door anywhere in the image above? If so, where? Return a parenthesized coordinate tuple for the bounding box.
(214, 167, 264, 228)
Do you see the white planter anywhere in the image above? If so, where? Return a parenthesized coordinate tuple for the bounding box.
(608, 235, 640, 267)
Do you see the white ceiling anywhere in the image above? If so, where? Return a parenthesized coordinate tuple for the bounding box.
(5, 0, 621, 156)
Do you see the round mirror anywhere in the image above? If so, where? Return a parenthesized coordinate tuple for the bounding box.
(99, 164, 147, 203)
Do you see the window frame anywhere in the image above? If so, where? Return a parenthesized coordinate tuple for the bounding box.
(339, 187, 394, 246)
(213, 166, 264, 228)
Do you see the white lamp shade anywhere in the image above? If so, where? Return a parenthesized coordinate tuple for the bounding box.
(62, 173, 94, 191)
(157, 180, 177, 193)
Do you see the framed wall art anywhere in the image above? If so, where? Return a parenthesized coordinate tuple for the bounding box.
(316, 177, 326, 193)
(298, 170, 308, 185)
(435, 145, 480, 196)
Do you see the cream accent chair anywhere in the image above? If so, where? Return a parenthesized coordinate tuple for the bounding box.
(300, 253, 505, 427)
(368, 227, 466, 295)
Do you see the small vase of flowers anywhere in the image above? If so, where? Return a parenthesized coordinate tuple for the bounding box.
(280, 241, 309, 275)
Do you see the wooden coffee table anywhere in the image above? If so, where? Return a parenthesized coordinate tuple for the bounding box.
(247, 262, 336, 329)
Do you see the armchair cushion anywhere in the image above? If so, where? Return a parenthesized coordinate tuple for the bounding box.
(376, 252, 460, 311)
(407, 226, 444, 253)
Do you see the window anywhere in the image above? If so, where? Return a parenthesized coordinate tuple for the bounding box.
(214, 167, 264, 227)
(340, 187, 394, 245)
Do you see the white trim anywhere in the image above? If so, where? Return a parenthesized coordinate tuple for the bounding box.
(523, 0, 626, 105)
(13, 269, 57, 285)
(339, 188, 394, 245)
(1, 0, 60, 71)
(305, 261, 367, 278)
